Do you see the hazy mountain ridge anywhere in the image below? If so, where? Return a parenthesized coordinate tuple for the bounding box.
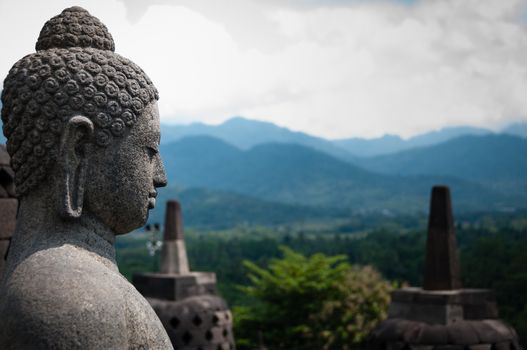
(160, 136, 520, 213)
(334, 126, 492, 157)
(161, 117, 356, 162)
(502, 122, 527, 138)
(161, 117, 527, 158)
(355, 134, 527, 196)
(158, 118, 527, 213)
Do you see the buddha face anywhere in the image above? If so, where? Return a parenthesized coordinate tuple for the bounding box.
(83, 102, 167, 234)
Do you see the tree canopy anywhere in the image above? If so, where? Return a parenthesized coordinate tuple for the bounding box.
(235, 247, 393, 350)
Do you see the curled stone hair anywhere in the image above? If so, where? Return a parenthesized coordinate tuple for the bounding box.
(1, 6, 159, 196)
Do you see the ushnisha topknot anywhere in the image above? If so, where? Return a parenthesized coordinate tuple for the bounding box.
(1, 6, 159, 196)
(36, 6, 115, 51)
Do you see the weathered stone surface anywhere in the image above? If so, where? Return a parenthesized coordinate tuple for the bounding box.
(0, 167, 16, 199)
(392, 288, 495, 305)
(495, 342, 514, 350)
(0, 6, 172, 349)
(423, 186, 462, 291)
(0, 199, 18, 240)
(134, 272, 217, 301)
(0, 145, 9, 165)
(446, 322, 479, 344)
(388, 301, 462, 325)
(160, 200, 189, 274)
(0, 145, 16, 200)
(0, 240, 11, 278)
(389, 288, 498, 324)
(163, 200, 184, 241)
(468, 345, 492, 350)
(150, 295, 235, 350)
(434, 345, 464, 350)
(0, 146, 17, 282)
(370, 319, 518, 346)
(410, 345, 434, 350)
(415, 324, 448, 344)
(386, 341, 406, 350)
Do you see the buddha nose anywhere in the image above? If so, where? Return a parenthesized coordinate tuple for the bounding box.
(153, 155, 167, 188)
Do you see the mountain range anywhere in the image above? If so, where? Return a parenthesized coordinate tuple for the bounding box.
(355, 134, 527, 196)
(334, 126, 492, 157)
(160, 117, 356, 162)
(162, 117, 527, 157)
(159, 134, 524, 214)
(153, 117, 527, 227)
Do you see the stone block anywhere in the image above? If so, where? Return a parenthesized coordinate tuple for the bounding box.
(0, 199, 17, 239)
(0, 240, 11, 278)
(410, 345, 434, 350)
(446, 322, 479, 345)
(0, 146, 9, 166)
(133, 272, 216, 301)
(468, 345, 492, 350)
(389, 302, 463, 325)
(494, 342, 513, 350)
(390, 288, 499, 323)
(415, 325, 448, 344)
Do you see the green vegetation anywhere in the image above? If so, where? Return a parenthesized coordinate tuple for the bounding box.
(116, 214, 527, 348)
(235, 247, 392, 350)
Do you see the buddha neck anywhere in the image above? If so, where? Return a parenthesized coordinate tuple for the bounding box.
(6, 188, 118, 276)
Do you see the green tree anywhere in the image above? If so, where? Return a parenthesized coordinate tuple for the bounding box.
(235, 247, 392, 350)
(315, 266, 393, 348)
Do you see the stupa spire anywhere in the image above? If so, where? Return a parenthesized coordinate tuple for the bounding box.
(160, 200, 189, 274)
(423, 185, 462, 290)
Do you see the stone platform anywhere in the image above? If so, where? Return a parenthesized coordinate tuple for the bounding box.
(388, 288, 498, 325)
(133, 272, 217, 301)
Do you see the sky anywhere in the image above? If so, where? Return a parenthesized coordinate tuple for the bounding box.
(1, 0, 527, 139)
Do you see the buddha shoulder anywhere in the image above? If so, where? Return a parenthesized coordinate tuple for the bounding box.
(0, 245, 129, 349)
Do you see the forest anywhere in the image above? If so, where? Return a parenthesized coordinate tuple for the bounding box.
(116, 211, 527, 348)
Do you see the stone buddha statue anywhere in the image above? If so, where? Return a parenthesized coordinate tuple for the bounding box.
(0, 7, 173, 349)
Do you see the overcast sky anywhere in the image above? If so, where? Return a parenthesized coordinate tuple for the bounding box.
(1, 0, 527, 139)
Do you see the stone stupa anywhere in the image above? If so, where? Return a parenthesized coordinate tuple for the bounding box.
(133, 200, 235, 350)
(369, 186, 521, 349)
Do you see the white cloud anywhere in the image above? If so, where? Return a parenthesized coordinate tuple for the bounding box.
(1, 0, 527, 138)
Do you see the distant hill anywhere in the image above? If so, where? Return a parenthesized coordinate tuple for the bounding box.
(334, 126, 492, 157)
(147, 187, 345, 229)
(356, 134, 527, 195)
(160, 136, 520, 213)
(502, 122, 527, 139)
(162, 117, 527, 158)
(160, 117, 355, 162)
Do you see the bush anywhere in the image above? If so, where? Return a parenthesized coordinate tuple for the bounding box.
(235, 247, 393, 350)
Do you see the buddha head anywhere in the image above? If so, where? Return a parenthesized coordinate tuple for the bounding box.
(1, 6, 167, 234)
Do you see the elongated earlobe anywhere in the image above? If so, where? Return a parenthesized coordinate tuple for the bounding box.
(58, 116, 94, 219)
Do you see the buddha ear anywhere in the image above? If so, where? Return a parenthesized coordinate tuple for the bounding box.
(58, 116, 94, 219)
